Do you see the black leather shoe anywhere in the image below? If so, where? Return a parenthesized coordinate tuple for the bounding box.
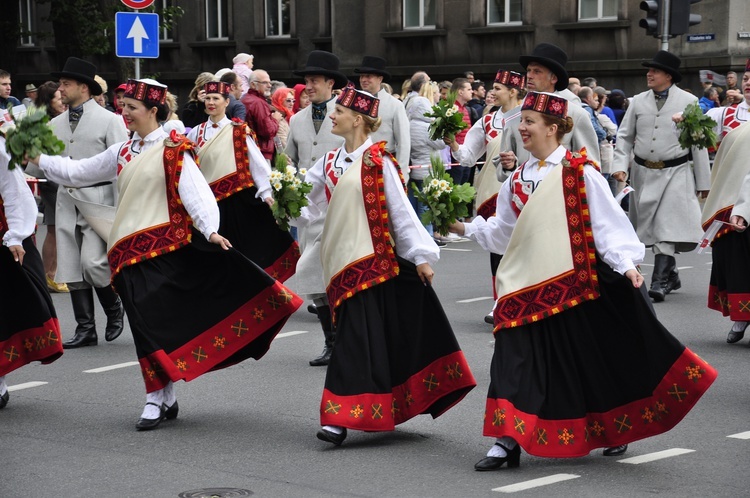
(648, 285, 666, 302)
(474, 443, 521, 471)
(316, 427, 347, 446)
(163, 401, 179, 420)
(309, 346, 332, 366)
(307, 304, 318, 315)
(727, 330, 746, 344)
(63, 331, 98, 349)
(136, 402, 165, 431)
(603, 444, 628, 456)
(484, 313, 494, 325)
(0, 390, 8, 409)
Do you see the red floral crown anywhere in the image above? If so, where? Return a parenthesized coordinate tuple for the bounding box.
(522, 92, 567, 119)
(203, 81, 230, 96)
(494, 70, 526, 90)
(123, 79, 167, 107)
(336, 88, 379, 118)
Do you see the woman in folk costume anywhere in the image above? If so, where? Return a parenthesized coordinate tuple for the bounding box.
(30, 79, 302, 430)
(449, 92, 716, 469)
(0, 132, 64, 409)
(187, 81, 299, 282)
(447, 70, 526, 324)
(294, 88, 476, 446)
(701, 122, 750, 343)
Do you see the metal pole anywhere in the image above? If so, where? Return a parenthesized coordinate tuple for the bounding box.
(661, 0, 671, 51)
(135, 58, 140, 80)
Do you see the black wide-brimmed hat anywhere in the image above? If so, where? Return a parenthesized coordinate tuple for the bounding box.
(353, 55, 391, 81)
(642, 50, 682, 83)
(51, 57, 103, 95)
(518, 43, 569, 92)
(294, 50, 349, 89)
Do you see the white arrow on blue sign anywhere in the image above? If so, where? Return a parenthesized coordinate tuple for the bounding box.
(115, 12, 160, 59)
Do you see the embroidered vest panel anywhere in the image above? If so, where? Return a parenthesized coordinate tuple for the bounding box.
(193, 121, 210, 149)
(323, 149, 341, 202)
(722, 105, 745, 136)
(509, 166, 536, 217)
(493, 155, 600, 330)
(322, 143, 400, 316)
(107, 137, 193, 277)
(197, 122, 255, 200)
(117, 140, 136, 176)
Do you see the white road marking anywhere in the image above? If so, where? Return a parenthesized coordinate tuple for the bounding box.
(727, 431, 750, 440)
(83, 361, 140, 373)
(277, 330, 309, 338)
(457, 296, 494, 303)
(441, 247, 472, 252)
(493, 474, 580, 493)
(640, 263, 654, 267)
(618, 448, 695, 464)
(8, 381, 48, 391)
(676, 266, 693, 270)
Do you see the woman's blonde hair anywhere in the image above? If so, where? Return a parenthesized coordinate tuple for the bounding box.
(189, 72, 216, 102)
(362, 114, 382, 134)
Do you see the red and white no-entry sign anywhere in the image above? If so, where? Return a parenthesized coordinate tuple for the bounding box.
(121, 0, 155, 9)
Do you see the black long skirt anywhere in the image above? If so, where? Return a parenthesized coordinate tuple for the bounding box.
(708, 230, 750, 321)
(320, 258, 476, 431)
(483, 260, 717, 457)
(218, 187, 299, 283)
(113, 229, 302, 393)
(0, 237, 63, 376)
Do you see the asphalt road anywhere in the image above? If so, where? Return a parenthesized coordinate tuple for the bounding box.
(2, 228, 749, 497)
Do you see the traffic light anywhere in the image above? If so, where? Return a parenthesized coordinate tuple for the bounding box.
(639, 0, 662, 38)
(670, 0, 702, 35)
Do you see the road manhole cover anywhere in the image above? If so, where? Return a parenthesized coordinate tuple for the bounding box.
(178, 488, 253, 498)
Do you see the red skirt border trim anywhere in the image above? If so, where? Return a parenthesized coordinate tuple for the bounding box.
(263, 242, 300, 283)
(482, 348, 717, 458)
(320, 350, 476, 431)
(137, 282, 302, 392)
(0, 317, 63, 375)
(707, 285, 750, 320)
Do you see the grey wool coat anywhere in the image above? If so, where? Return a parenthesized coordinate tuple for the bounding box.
(612, 85, 710, 251)
(49, 99, 128, 286)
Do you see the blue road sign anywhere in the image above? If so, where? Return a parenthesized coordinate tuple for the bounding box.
(115, 12, 159, 59)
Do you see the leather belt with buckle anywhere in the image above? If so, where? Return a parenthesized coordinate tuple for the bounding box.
(634, 155, 689, 170)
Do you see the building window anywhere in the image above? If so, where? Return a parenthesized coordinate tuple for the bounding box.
(579, 0, 617, 20)
(266, 0, 291, 37)
(404, 0, 435, 29)
(206, 0, 228, 40)
(19, 0, 34, 46)
(488, 0, 522, 25)
(158, 0, 175, 41)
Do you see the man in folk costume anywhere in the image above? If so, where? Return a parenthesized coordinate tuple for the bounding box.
(187, 81, 298, 282)
(497, 43, 601, 174)
(705, 58, 750, 150)
(31, 79, 302, 430)
(450, 91, 716, 468)
(448, 70, 526, 324)
(701, 122, 750, 343)
(285, 51, 348, 367)
(612, 51, 711, 303)
(292, 88, 475, 445)
(0, 127, 63, 410)
(48, 57, 129, 348)
(354, 56, 411, 180)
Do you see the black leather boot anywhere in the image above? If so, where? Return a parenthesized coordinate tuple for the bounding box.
(663, 255, 681, 295)
(648, 254, 669, 302)
(95, 285, 125, 342)
(64, 289, 98, 348)
(309, 305, 335, 367)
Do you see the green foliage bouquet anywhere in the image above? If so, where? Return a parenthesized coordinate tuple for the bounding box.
(269, 154, 313, 231)
(412, 155, 476, 236)
(3, 106, 65, 170)
(676, 102, 718, 150)
(424, 90, 469, 141)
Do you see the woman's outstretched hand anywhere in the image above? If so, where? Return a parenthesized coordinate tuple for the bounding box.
(209, 232, 232, 250)
(416, 263, 434, 286)
(625, 268, 644, 288)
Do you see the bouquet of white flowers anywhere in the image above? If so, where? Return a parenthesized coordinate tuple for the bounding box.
(269, 154, 313, 231)
(676, 102, 718, 150)
(411, 155, 476, 236)
(423, 90, 469, 142)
